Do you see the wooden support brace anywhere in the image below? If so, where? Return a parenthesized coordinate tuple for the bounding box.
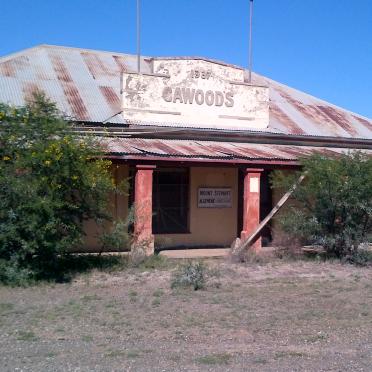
(236, 172, 307, 254)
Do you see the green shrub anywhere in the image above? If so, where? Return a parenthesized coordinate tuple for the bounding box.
(171, 260, 207, 290)
(0, 92, 128, 284)
(271, 152, 372, 259)
(0, 259, 34, 286)
(99, 213, 134, 253)
(343, 248, 372, 266)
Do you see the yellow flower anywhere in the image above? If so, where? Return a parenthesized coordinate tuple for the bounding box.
(3, 156, 11, 161)
(44, 160, 51, 166)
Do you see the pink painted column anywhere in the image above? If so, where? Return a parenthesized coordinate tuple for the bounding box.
(241, 168, 263, 251)
(133, 165, 155, 255)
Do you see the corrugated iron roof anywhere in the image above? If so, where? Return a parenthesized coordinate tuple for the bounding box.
(101, 137, 372, 162)
(1, 44, 371, 140)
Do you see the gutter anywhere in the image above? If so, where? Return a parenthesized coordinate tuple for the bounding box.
(74, 123, 372, 150)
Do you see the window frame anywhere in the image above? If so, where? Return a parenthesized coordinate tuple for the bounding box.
(152, 167, 190, 235)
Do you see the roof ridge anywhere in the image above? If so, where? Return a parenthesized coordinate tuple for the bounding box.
(39, 43, 143, 58)
(0, 45, 44, 63)
(0, 44, 146, 62)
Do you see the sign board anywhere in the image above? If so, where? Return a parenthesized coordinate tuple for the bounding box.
(121, 59, 269, 130)
(250, 177, 259, 193)
(198, 188, 232, 208)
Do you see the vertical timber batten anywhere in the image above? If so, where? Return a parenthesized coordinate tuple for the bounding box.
(241, 168, 263, 251)
(133, 165, 156, 255)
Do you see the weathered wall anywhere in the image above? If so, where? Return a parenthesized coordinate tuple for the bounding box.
(78, 165, 244, 251)
(80, 163, 129, 252)
(122, 58, 269, 131)
(155, 167, 238, 248)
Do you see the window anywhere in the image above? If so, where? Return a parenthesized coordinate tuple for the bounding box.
(152, 168, 189, 234)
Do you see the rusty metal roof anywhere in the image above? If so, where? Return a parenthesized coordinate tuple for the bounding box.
(101, 137, 372, 163)
(1, 44, 371, 140)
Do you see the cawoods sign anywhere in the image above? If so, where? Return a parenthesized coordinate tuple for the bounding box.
(121, 58, 269, 130)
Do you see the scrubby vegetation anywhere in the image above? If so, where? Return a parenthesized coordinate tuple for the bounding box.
(171, 260, 209, 290)
(171, 260, 219, 291)
(272, 152, 372, 263)
(0, 93, 129, 284)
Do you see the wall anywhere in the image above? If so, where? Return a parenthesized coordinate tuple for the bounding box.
(155, 167, 238, 248)
(79, 163, 129, 252)
(80, 164, 238, 251)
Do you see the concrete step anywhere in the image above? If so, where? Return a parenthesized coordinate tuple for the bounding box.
(159, 248, 229, 259)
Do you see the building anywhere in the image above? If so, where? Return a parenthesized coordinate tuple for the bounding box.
(1, 44, 371, 254)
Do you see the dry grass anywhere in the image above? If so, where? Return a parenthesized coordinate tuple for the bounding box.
(0, 256, 371, 371)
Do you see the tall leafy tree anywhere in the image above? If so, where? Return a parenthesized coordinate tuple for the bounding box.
(0, 93, 120, 281)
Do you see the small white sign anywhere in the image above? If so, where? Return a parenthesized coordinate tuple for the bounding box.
(250, 177, 259, 193)
(198, 188, 232, 208)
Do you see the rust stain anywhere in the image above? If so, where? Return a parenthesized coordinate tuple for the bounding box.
(204, 144, 235, 157)
(22, 82, 40, 102)
(106, 138, 142, 154)
(231, 144, 276, 158)
(275, 87, 341, 135)
(316, 106, 358, 136)
(130, 139, 179, 155)
(277, 146, 311, 158)
(63, 84, 90, 121)
(0, 60, 16, 77)
(50, 53, 89, 120)
(185, 143, 212, 156)
(99, 86, 121, 112)
(270, 103, 306, 135)
(352, 115, 372, 132)
(303, 147, 341, 159)
(50, 54, 73, 82)
(81, 52, 116, 79)
(315, 148, 341, 157)
(113, 55, 127, 72)
(103, 138, 372, 161)
(0, 56, 29, 77)
(160, 142, 189, 155)
(196, 142, 227, 158)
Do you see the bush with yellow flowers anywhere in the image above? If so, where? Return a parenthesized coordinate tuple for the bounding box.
(0, 92, 127, 284)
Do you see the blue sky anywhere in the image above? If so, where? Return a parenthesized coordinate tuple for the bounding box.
(1, 0, 371, 118)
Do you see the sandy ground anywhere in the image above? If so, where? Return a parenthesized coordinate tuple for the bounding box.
(0, 258, 371, 371)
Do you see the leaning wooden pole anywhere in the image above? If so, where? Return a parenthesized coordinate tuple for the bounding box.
(236, 172, 307, 254)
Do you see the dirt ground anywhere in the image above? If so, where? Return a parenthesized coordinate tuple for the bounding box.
(0, 257, 371, 371)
